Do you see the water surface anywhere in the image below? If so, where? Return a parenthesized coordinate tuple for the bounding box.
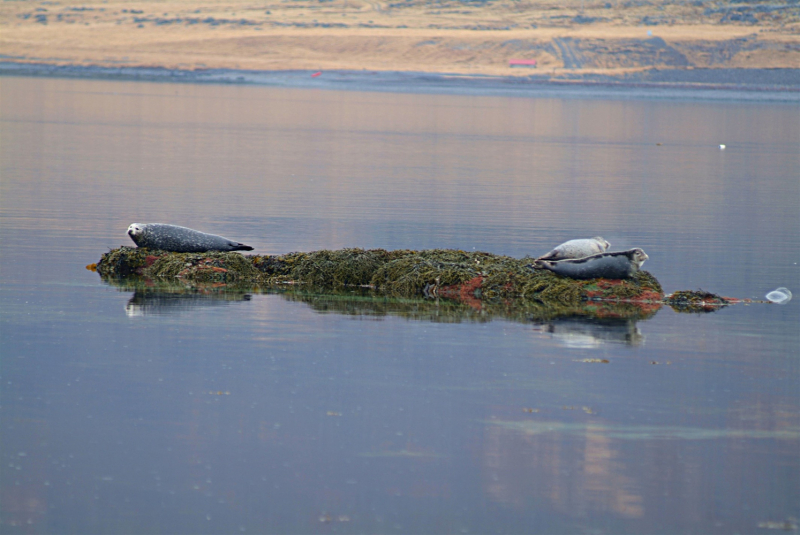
(1, 76, 798, 534)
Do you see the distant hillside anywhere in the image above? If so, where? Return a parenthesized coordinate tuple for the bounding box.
(1, 0, 798, 76)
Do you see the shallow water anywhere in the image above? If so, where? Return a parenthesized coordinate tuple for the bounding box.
(1, 76, 798, 534)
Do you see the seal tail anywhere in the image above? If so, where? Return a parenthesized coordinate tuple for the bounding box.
(233, 244, 254, 251)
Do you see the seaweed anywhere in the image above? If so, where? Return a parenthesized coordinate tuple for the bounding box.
(96, 246, 151, 277)
(371, 250, 480, 296)
(664, 290, 731, 313)
(293, 248, 399, 287)
(95, 246, 666, 305)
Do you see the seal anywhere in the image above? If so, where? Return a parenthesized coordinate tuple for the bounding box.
(537, 237, 611, 261)
(127, 223, 254, 253)
(534, 248, 649, 280)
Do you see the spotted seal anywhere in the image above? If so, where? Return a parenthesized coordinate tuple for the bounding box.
(127, 223, 254, 253)
(534, 248, 649, 280)
(537, 237, 611, 261)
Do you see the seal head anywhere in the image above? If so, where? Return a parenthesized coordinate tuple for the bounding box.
(127, 223, 146, 242)
(127, 223, 254, 253)
(535, 248, 648, 280)
(537, 237, 611, 261)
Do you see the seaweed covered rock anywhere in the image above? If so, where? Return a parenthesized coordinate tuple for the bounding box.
(96, 246, 664, 304)
(97, 247, 259, 284)
(664, 290, 731, 313)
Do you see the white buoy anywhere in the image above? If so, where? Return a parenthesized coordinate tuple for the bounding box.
(719, 144, 726, 150)
(766, 287, 792, 304)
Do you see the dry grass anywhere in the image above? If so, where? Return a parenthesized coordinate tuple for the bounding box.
(2, 0, 798, 76)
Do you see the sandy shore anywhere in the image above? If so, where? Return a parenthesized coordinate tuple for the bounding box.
(2, 0, 799, 90)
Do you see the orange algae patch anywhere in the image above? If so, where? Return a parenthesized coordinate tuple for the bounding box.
(575, 274, 664, 304)
(436, 276, 485, 309)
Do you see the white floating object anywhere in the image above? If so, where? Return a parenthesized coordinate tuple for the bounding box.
(719, 144, 726, 150)
(766, 287, 792, 304)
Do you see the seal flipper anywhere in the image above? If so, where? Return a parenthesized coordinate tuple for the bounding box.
(230, 243, 254, 252)
(535, 251, 559, 262)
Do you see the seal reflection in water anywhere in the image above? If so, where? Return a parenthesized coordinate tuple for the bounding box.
(535, 248, 649, 280)
(127, 223, 254, 253)
(536, 237, 611, 261)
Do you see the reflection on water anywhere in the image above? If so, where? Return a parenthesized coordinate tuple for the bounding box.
(2, 76, 798, 534)
(481, 420, 800, 526)
(534, 316, 645, 347)
(489, 420, 800, 441)
(109, 277, 656, 347)
(482, 416, 800, 525)
(125, 287, 252, 317)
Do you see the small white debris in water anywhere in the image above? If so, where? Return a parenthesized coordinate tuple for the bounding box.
(766, 287, 792, 304)
(719, 144, 726, 150)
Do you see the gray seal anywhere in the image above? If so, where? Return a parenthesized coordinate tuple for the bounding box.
(127, 223, 254, 253)
(534, 248, 649, 280)
(537, 237, 611, 261)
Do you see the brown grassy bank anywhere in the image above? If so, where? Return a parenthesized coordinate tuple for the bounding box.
(2, 0, 798, 78)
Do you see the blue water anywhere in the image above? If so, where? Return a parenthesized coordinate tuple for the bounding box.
(1, 76, 798, 534)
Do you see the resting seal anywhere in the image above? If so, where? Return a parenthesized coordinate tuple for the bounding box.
(127, 223, 254, 253)
(534, 248, 648, 280)
(537, 237, 611, 261)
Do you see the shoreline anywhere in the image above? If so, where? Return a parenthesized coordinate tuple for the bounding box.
(3, 0, 798, 99)
(2, 62, 799, 101)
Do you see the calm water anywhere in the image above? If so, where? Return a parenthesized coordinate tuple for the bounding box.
(1, 76, 798, 534)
